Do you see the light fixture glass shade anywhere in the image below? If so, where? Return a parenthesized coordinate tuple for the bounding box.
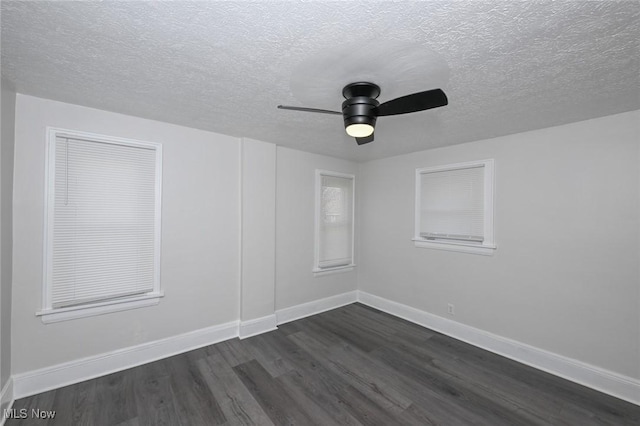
(345, 123, 374, 138)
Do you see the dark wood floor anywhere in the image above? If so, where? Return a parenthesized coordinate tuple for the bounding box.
(7, 303, 640, 425)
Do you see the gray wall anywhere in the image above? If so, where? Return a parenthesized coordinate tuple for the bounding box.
(7, 91, 639, 390)
(1, 80, 16, 396)
(275, 147, 358, 310)
(10, 95, 360, 376)
(358, 110, 640, 379)
(12, 95, 241, 374)
(241, 138, 276, 323)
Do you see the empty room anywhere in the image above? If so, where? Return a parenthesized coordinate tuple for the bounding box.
(0, 1, 639, 425)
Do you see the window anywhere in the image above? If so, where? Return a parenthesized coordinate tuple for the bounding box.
(38, 128, 163, 323)
(314, 170, 355, 274)
(414, 159, 495, 255)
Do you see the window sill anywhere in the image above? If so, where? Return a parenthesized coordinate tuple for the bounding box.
(312, 264, 356, 277)
(413, 239, 496, 256)
(36, 291, 164, 324)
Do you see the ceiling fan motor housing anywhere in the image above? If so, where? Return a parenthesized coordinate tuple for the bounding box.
(341, 82, 381, 130)
(342, 96, 379, 129)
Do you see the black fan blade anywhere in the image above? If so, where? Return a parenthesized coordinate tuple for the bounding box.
(277, 105, 342, 115)
(356, 133, 374, 145)
(377, 89, 447, 117)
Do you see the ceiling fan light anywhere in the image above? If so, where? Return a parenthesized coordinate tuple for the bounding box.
(345, 123, 374, 138)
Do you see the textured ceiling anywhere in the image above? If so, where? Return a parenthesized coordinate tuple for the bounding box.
(2, 1, 639, 161)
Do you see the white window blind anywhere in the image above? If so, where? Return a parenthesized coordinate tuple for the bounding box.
(317, 173, 354, 269)
(420, 165, 485, 242)
(49, 135, 159, 308)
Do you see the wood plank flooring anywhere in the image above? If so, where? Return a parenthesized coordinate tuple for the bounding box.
(7, 303, 640, 425)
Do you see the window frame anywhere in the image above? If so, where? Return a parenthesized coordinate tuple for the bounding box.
(313, 169, 356, 276)
(38, 127, 164, 323)
(413, 159, 496, 256)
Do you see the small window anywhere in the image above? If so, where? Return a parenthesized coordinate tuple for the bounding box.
(313, 170, 355, 274)
(38, 128, 163, 323)
(414, 159, 495, 255)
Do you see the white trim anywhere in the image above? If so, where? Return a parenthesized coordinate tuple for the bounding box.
(41, 127, 163, 322)
(11, 292, 360, 398)
(36, 292, 164, 323)
(412, 239, 496, 256)
(314, 169, 356, 273)
(357, 291, 640, 406)
(9, 291, 639, 407)
(0, 378, 14, 426)
(12, 320, 238, 399)
(414, 159, 495, 254)
(312, 264, 356, 276)
(276, 290, 358, 325)
(239, 315, 278, 339)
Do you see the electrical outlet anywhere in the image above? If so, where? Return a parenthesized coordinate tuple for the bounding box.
(447, 303, 455, 315)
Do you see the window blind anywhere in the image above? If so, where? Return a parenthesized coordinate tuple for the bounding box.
(50, 136, 158, 308)
(318, 174, 353, 268)
(420, 165, 485, 242)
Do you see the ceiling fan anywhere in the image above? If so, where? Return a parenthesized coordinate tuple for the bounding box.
(278, 82, 448, 145)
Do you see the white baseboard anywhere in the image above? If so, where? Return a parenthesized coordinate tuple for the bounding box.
(13, 320, 239, 399)
(239, 314, 277, 339)
(357, 291, 640, 406)
(276, 290, 358, 325)
(10, 290, 638, 407)
(0, 378, 14, 426)
(8, 291, 357, 398)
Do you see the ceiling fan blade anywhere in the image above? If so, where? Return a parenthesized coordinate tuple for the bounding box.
(356, 133, 374, 145)
(377, 89, 448, 117)
(277, 105, 342, 115)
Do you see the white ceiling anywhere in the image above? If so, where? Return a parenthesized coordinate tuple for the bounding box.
(2, 1, 638, 161)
